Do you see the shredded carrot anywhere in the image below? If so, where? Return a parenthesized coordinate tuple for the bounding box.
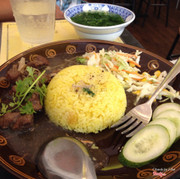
(112, 58, 117, 61)
(93, 52, 98, 60)
(147, 81, 154, 84)
(132, 77, 143, 81)
(111, 67, 119, 72)
(105, 63, 109, 67)
(116, 52, 137, 58)
(122, 69, 141, 76)
(114, 65, 119, 69)
(127, 59, 141, 68)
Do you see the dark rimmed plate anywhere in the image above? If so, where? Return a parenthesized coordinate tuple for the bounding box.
(0, 40, 179, 179)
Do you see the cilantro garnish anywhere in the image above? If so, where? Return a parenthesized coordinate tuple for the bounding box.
(83, 87, 95, 97)
(0, 66, 46, 116)
(19, 101, 36, 114)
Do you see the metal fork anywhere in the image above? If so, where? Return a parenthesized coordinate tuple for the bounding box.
(111, 58, 180, 138)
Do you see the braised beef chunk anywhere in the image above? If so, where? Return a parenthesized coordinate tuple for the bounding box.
(9, 85, 17, 95)
(12, 114, 33, 130)
(27, 55, 49, 68)
(43, 73, 53, 84)
(6, 64, 21, 82)
(0, 112, 33, 130)
(0, 112, 20, 129)
(29, 93, 42, 111)
(0, 56, 49, 131)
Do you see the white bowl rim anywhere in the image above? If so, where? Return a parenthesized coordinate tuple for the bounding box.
(64, 3, 136, 30)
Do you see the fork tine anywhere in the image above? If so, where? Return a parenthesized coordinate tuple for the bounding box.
(115, 117, 136, 131)
(121, 120, 141, 134)
(126, 123, 146, 138)
(111, 113, 131, 128)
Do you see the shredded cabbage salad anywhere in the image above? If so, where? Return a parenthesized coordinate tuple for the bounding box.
(77, 49, 180, 104)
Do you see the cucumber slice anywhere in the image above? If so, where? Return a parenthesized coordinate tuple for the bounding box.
(154, 110, 180, 139)
(118, 125, 170, 168)
(153, 103, 180, 119)
(148, 118, 177, 147)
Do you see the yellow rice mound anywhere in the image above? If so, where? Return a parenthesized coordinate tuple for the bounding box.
(45, 65, 127, 133)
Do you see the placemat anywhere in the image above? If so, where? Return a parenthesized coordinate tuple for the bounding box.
(0, 20, 123, 66)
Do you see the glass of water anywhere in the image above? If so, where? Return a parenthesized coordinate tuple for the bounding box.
(10, 0, 56, 44)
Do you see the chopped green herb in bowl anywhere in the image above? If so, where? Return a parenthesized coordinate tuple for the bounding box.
(71, 11, 125, 27)
(64, 3, 135, 41)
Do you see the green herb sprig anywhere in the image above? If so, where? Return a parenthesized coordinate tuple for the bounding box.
(83, 87, 95, 97)
(0, 67, 46, 116)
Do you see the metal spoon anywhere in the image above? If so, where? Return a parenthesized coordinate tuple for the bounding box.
(37, 137, 97, 179)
